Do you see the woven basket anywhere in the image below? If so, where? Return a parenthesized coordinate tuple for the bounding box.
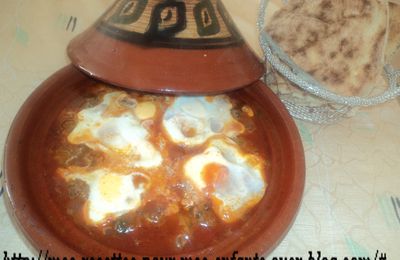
(258, 0, 400, 124)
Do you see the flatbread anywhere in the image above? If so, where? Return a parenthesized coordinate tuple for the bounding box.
(389, 0, 400, 4)
(221, 0, 286, 57)
(265, 0, 389, 96)
(265, 0, 286, 24)
(385, 3, 400, 63)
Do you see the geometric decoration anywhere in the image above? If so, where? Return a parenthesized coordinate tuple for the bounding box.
(98, 0, 243, 49)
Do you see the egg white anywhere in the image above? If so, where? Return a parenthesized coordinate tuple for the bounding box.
(61, 168, 149, 224)
(162, 96, 244, 146)
(68, 92, 162, 168)
(184, 139, 266, 223)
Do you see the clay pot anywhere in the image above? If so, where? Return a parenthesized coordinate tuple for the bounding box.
(4, 66, 304, 257)
(68, 0, 265, 94)
(3, 0, 305, 257)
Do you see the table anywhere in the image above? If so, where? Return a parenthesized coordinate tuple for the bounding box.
(1, 1, 399, 259)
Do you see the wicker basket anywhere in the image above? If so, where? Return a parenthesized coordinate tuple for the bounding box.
(258, 0, 400, 124)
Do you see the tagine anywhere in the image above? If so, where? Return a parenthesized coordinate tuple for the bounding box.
(3, 0, 305, 258)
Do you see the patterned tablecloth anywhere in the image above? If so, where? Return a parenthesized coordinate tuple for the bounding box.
(0, 1, 399, 259)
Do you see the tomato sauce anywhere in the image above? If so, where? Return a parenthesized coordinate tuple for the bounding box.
(44, 84, 268, 255)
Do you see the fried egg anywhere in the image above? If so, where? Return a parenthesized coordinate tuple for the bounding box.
(60, 168, 149, 224)
(162, 96, 245, 146)
(68, 92, 162, 168)
(184, 139, 266, 223)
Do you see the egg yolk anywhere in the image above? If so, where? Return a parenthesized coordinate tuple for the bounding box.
(134, 101, 156, 120)
(201, 163, 229, 194)
(99, 173, 123, 202)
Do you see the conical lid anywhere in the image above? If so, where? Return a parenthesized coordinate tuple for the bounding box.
(68, 0, 264, 94)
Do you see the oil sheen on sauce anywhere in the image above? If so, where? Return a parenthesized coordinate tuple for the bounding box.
(45, 84, 268, 255)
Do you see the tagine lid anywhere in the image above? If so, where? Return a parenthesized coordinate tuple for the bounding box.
(67, 0, 265, 94)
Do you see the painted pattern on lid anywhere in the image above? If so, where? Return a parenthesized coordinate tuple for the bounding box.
(97, 0, 243, 48)
(68, 0, 264, 94)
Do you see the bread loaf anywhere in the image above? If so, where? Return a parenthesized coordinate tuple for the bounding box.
(385, 3, 400, 62)
(265, 0, 389, 96)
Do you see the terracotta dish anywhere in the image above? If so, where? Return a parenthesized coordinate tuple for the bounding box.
(68, 0, 264, 94)
(4, 0, 304, 257)
(4, 65, 304, 258)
